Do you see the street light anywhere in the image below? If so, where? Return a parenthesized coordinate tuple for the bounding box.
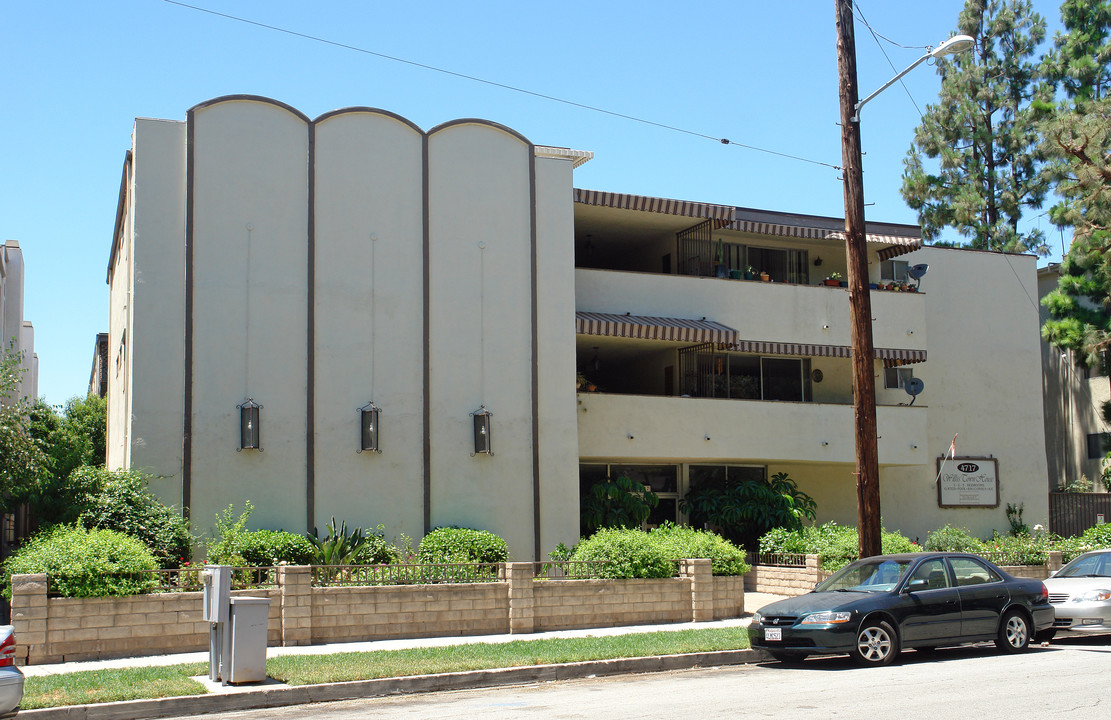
(852, 35, 975, 122)
(834, 0, 972, 558)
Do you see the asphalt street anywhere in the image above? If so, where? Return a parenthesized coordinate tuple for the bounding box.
(173, 635, 1108, 720)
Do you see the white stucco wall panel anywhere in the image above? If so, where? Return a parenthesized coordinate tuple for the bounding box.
(427, 123, 535, 556)
(107, 185, 132, 472)
(189, 99, 309, 534)
(534, 156, 581, 553)
(312, 111, 425, 537)
(574, 268, 927, 352)
(576, 393, 926, 467)
(878, 248, 1049, 539)
(128, 119, 187, 504)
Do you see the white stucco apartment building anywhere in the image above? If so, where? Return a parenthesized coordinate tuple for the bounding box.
(1, 239, 37, 403)
(106, 96, 1050, 559)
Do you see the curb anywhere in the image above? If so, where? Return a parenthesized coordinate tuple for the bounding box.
(16, 649, 770, 720)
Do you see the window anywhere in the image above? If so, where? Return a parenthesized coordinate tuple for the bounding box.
(747, 246, 809, 284)
(1087, 433, 1110, 459)
(949, 557, 1001, 586)
(909, 559, 950, 589)
(677, 344, 812, 402)
(884, 367, 914, 390)
(881, 260, 908, 282)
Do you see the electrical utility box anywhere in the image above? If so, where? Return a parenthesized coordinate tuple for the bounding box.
(202, 566, 270, 685)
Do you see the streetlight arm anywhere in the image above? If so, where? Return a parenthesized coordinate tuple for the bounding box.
(852, 55, 931, 122)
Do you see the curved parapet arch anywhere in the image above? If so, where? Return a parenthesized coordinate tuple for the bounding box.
(188, 94, 312, 124)
(427, 118, 533, 148)
(313, 106, 424, 134)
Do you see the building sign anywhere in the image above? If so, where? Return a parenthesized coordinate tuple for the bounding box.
(937, 457, 999, 508)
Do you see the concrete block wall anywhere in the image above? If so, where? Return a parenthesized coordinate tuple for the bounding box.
(11, 561, 746, 665)
(743, 556, 822, 596)
(310, 583, 509, 643)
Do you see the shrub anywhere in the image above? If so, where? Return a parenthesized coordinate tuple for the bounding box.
(580, 475, 659, 536)
(308, 517, 373, 566)
(206, 502, 253, 565)
(75, 467, 193, 569)
(3, 525, 158, 599)
(569, 528, 674, 579)
(236, 530, 315, 566)
(923, 524, 986, 553)
(647, 523, 750, 576)
(983, 532, 1052, 565)
(757, 522, 918, 571)
(1079, 523, 1111, 549)
(680, 471, 816, 549)
(351, 526, 402, 565)
(417, 527, 508, 564)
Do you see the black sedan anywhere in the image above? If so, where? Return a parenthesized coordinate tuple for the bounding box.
(748, 552, 1054, 666)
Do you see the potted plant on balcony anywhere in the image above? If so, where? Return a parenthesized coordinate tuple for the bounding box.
(744, 265, 757, 280)
(824, 272, 842, 287)
(759, 270, 771, 282)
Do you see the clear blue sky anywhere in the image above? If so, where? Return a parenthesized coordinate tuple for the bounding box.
(2, 0, 1067, 406)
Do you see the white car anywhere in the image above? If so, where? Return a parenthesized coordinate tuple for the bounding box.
(0, 626, 23, 714)
(1042, 548, 1111, 641)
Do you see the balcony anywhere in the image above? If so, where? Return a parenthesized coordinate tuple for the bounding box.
(575, 267, 927, 352)
(576, 392, 927, 466)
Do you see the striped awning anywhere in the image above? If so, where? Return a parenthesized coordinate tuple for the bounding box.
(723, 220, 922, 259)
(573, 188, 923, 259)
(574, 189, 735, 222)
(716, 339, 926, 366)
(576, 312, 738, 345)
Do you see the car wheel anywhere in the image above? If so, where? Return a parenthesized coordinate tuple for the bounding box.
(1034, 628, 1056, 643)
(996, 610, 1031, 652)
(767, 650, 805, 665)
(852, 620, 898, 666)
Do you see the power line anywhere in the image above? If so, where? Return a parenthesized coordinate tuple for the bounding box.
(851, 2, 929, 51)
(163, 1, 841, 171)
(853, 1, 923, 116)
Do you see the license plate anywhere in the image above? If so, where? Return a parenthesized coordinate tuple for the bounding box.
(765, 627, 782, 642)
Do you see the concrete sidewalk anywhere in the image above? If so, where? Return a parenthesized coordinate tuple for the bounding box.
(21, 591, 786, 678)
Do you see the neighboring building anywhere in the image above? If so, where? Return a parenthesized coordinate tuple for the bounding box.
(107, 96, 1050, 558)
(1, 239, 37, 403)
(89, 332, 109, 398)
(1038, 264, 1110, 491)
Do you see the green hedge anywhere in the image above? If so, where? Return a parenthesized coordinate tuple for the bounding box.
(235, 530, 316, 566)
(417, 527, 508, 564)
(569, 528, 674, 579)
(3, 525, 158, 599)
(758, 522, 918, 571)
(644, 523, 750, 575)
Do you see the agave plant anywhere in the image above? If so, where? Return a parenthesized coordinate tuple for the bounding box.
(307, 517, 368, 566)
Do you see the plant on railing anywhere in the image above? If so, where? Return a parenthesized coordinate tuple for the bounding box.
(308, 517, 370, 565)
(580, 475, 659, 536)
(680, 471, 815, 549)
(2, 524, 158, 599)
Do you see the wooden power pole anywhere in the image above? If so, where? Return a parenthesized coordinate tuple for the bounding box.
(834, 0, 882, 559)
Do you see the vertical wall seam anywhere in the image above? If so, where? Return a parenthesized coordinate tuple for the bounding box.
(307, 122, 317, 534)
(183, 110, 195, 519)
(529, 147, 541, 562)
(422, 133, 432, 535)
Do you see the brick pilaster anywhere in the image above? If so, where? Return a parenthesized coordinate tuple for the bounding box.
(680, 558, 713, 622)
(504, 562, 535, 634)
(277, 565, 312, 646)
(10, 573, 48, 665)
(1047, 551, 1063, 574)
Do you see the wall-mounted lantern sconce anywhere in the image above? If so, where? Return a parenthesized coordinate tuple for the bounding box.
(237, 398, 262, 451)
(358, 401, 381, 454)
(472, 405, 493, 456)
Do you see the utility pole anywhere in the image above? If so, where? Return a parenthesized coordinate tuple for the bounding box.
(834, 0, 882, 559)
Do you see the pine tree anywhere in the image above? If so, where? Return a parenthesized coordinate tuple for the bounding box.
(1040, 2, 1111, 364)
(901, 0, 1051, 253)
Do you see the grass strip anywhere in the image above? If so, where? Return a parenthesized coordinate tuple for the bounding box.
(268, 627, 751, 685)
(22, 663, 209, 709)
(22, 628, 751, 708)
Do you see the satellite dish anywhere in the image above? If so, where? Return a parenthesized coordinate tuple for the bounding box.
(904, 377, 925, 405)
(908, 263, 929, 289)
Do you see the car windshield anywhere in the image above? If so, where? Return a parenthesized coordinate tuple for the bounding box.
(816, 558, 914, 593)
(1056, 552, 1111, 578)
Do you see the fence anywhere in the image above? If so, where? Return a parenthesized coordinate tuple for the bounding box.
(9, 559, 739, 665)
(1049, 492, 1111, 537)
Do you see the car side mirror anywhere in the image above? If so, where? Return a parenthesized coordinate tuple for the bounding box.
(905, 578, 928, 592)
